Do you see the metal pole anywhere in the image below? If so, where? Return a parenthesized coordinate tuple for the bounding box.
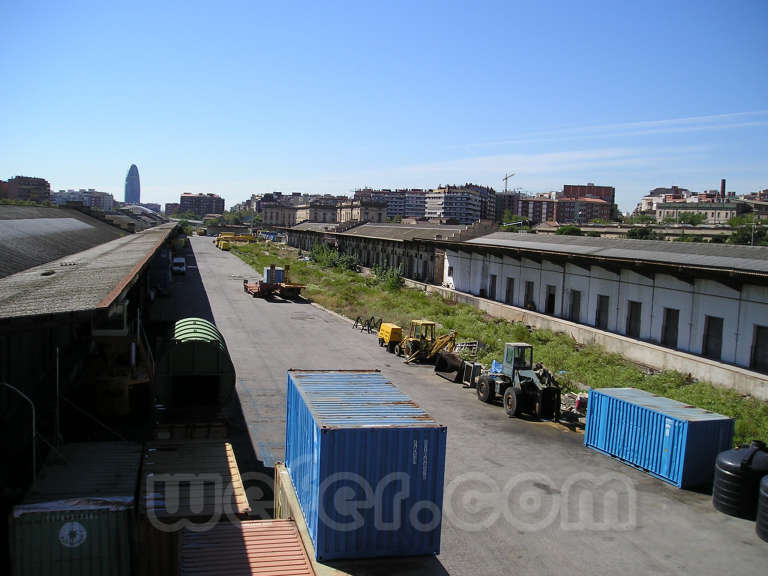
(55, 347, 60, 447)
(1, 382, 35, 482)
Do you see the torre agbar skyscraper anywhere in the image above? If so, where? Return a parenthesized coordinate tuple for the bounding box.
(124, 164, 140, 204)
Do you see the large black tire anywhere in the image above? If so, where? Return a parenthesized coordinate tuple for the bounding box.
(378, 338, 384, 347)
(503, 387, 518, 417)
(394, 343, 402, 357)
(477, 376, 495, 403)
(387, 342, 396, 353)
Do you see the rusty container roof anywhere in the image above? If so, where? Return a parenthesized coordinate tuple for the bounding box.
(138, 440, 250, 519)
(179, 519, 315, 576)
(288, 369, 442, 429)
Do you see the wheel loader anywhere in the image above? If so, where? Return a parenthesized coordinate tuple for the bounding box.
(476, 342, 561, 421)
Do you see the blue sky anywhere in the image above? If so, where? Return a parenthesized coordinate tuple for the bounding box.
(1, 1, 766, 212)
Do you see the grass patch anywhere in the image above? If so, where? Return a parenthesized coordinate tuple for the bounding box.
(233, 242, 768, 445)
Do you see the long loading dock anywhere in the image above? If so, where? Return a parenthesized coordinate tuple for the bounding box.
(187, 235, 766, 576)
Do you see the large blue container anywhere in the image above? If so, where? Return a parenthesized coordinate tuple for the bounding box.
(585, 388, 734, 488)
(285, 370, 447, 561)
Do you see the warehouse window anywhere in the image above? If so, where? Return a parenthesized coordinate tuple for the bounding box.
(505, 278, 514, 305)
(626, 300, 642, 338)
(569, 290, 581, 323)
(751, 326, 768, 372)
(524, 281, 535, 310)
(545, 285, 556, 314)
(595, 294, 609, 330)
(702, 315, 724, 361)
(661, 308, 680, 348)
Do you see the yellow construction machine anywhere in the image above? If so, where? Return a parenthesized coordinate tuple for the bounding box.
(394, 320, 457, 364)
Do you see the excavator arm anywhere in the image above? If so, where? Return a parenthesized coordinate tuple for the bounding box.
(406, 330, 457, 364)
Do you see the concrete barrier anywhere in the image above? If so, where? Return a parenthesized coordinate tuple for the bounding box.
(401, 277, 768, 401)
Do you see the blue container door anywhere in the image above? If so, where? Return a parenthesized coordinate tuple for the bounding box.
(315, 426, 446, 561)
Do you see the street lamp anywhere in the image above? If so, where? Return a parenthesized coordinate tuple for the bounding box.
(1, 382, 35, 481)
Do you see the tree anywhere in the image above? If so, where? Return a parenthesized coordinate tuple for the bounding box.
(728, 213, 756, 228)
(678, 212, 706, 226)
(626, 227, 659, 240)
(501, 208, 514, 223)
(556, 225, 583, 236)
(625, 213, 654, 225)
(728, 222, 768, 246)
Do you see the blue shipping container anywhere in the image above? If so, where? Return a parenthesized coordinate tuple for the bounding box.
(263, 266, 284, 284)
(285, 370, 447, 561)
(584, 388, 734, 488)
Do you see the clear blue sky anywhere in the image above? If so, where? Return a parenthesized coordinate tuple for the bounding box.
(1, 1, 766, 212)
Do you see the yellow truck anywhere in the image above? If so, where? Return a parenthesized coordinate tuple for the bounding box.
(377, 323, 403, 353)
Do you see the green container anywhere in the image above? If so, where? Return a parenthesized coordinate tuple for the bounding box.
(9, 442, 141, 576)
(155, 317, 236, 410)
(11, 507, 134, 576)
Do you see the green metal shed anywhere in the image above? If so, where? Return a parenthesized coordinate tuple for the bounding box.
(154, 317, 236, 411)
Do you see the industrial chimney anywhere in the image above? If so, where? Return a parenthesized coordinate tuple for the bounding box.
(720, 179, 726, 202)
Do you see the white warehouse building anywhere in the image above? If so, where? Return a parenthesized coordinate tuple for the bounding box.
(441, 233, 768, 372)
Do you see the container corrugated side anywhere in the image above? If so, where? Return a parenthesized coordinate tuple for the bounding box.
(11, 508, 135, 576)
(179, 520, 315, 576)
(137, 440, 251, 576)
(10, 442, 141, 576)
(584, 388, 733, 488)
(285, 370, 446, 561)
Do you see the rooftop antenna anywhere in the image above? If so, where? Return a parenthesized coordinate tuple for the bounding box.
(503, 172, 515, 194)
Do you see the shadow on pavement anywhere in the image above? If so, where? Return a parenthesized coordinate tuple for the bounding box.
(326, 555, 450, 576)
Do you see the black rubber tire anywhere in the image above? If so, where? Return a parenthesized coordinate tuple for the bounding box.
(477, 376, 495, 403)
(387, 342, 396, 353)
(394, 343, 402, 357)
(503, 387, 518, 417)
(378, 338, 384, 347)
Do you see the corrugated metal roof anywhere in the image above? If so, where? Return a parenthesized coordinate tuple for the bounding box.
(341, 223, 467, 241)
(179, 520, 315, 576)
(594, 388, 731, 422)
(0, 222, 176, 320)
(289, 370, 441, 428)
(173, 317, 228, 350)
(17, 442, 141, 508)
(0, 206, 126, 278)
(139, 440, 251, 519)
(464, 232, 768, 274)
(290, 222, 341, 232)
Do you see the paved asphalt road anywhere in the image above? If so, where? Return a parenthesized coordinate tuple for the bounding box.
(185, 236, 766, 576)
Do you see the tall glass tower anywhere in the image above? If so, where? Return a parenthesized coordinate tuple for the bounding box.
(124, 164, 140, 204)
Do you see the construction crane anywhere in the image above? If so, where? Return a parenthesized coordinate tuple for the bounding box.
(503, 172, 515, 194)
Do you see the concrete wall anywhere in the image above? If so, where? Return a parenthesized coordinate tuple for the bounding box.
(401, 277, 768, 400)
(443, 247, 768, 382)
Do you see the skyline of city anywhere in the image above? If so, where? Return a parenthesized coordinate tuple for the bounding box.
(1, 2, 766, 212)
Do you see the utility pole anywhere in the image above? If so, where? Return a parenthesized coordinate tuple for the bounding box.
(503, 172, 515, 194)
